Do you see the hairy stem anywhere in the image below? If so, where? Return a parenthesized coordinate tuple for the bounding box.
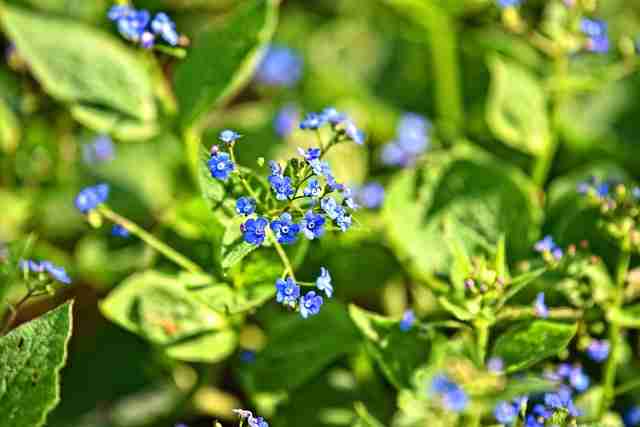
(98, 205, 202, 274)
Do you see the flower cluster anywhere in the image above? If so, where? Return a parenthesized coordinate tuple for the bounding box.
(274, 104, 300, 138)
(381, 113, 431, 167)
(108, 6, 180, 49)
(274, 268, 333, 318)
(82, 135, 114, 165)
(580, 18, 609, 54)
(533, 235, 563, 262)
(255, 44, 303, 87)
(353, 182, 385, 209)
(299, 107, 365, 145)
(19, 259, 71, 285)
(75, 183, 109, 214)
(544, 363, 590, 393)
(430, 374, 468, 412)
(494, 396, 526, 425)
(233, 409, 269, 427)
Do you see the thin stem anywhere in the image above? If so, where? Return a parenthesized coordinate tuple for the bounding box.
(474, 320, 490, 366)
(599, 248, 631, 416)
(183, 128, 201, 185)
(0, 289, 33, 335)
(496, 306, 582, 322)
(267, 229, 295, 281)
(98, 205, 202, 274)
(229, 143, 259, 200)
(615, 377, 640, 397)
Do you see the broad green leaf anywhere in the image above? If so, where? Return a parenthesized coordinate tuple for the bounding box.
(486, 55, 550, 156)
(174, 0, 279, 129)
(0, 302, 73, 427)
(491, 320, 577, 373)
(349, 304, 435, 389)
(198, 145, 226, 210)
(611, 304, 640, 329)
(190, 281, 275, 314)
(70, 105, 158, 142)
(1, 5, 156, 124)
(241, 302, 359, 393)
(164, 330, 237, 363)
(100, 270, 227, 346)
(384, 144, 542, 280)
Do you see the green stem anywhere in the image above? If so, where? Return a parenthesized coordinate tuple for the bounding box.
(183, 128, 201, 185)
(0, 289, 33, 335)
(229, 144, 259, 200)
(474, 320, 490, 366)
(496, 306, 582, 322)
(267, 229, 295, 280)
(615, 377, 640, 397)
(599, 248, 631, 416)
(98, 205, 202, 274)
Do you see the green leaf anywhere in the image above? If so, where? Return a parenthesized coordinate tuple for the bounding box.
(611, 304, 640, 329)
(491, 320, 577, 373)
(486, 55, 550, 156)
(164, 330, 237, 363)
(174, 0, 279, 129)
(190, 281, 275, 314)
(198, 145, 226, 209)
(221, 216, 258, 270)
(100, 270, 227, 346)
(349, 304, 435, 389)
(0, 302, 73, 427)
(70, 105, 158, 142)
(1, 5, 156, 124)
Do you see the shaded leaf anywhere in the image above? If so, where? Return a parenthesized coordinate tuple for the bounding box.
(164, 330, 237, 363)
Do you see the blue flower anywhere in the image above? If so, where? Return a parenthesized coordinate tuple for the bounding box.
(321, 196, 341, 219)
(242, 217, 269, 245)
(236, 197, 256, 216)
(581, 19, 609, 53)
(108, 5, 133, 21)
(488, 357, 504, 373)
(494, 401, 518, 425)
(300, 210, 326, 240)
(255, 44, 302, 87)
(342, 187, 359, 210)
(381, 141, 412, 167)
(151, 12, 179, 46)
(140, 31, 155, 49)
(300, 112, 327, 130)
(431, 374, 468, 412)
(233, 409, 254, 420)
(534, 235, 556, 252)
(534, 292, 549, 318)
(219, 129, 242, 144)
(112, 224, 130, 238)
(298, 147, 321, 161)
(309, 159, 332, 177)
(116, 9, 150, 43)
(497, 0, 522, 7)
(355, 182, 384, 209)
(596, 182, 610, 197)
(316, 267, 333, 298)
(20, 259, 71, 285)
(336, 213, 352, 232)
(275, 276, 300, 307)
(269, 174, 295, 200)
(82, 135, 114, 165)
(75, 183, 109, 213)
(249, 417, 269, 427)
(326, 174, 344, 192)
(344, 120, 365, 145)
(274, 105, 299, 137)
(544, 387, 580, 417)
(300, 291, 323, 318)
(568, 366, 590, 392)
(240, 350, 256, 364)
(270, 213, 300, 244)
(208, 152, 235, 181)
(321, 107, 347, 125)
(399, 309, 415, 331)
(303, 179, 323, 198)
(586, 339, 609, 363)
(625, 406, 640, 427)
(268, 160, 282, 175)
(397, 113, 429, 155)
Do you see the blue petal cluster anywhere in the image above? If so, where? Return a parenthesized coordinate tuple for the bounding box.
(242, 217, 269, 245)
(82, 135, 114, 165)
(108, 6, 179, 48)
(299, 107, 365, 145)
(533, 292, 549, 318)
(255, 44, 303, 87)
(586, 339, 610, 363)
(399, 309, 415, 331)
(233, 409, 269, 427)
(494, 397, 526, 425)
(300, 210, 325, 240)
(581, 18, 609, 53)
(431, 374, 468, 412)
(274, 105, 300, 138)
(19, 259, 71, 284)
(300, 290, 323, 319)
(354, 182, 385, 209)
(208, 152, 235, 181)
(626, 406, 640, 427)
(219, 129, 242, 144)
(75, 183, 109, 214)
(111, 224, 130, 238)
(533, 235, 563, 260)
(236, 197, 256, 216)
(270, 213, 300, 244)
(381, 113, 431, 167)
(275, 277, 300, 307)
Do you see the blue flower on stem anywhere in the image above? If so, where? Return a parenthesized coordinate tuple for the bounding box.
(303, 179, 323, 198)
(344, 120, 365, 145)
(275, 277, 300, 307)
(82, 135, 114, 165)
(309, 159, 332, 177)
(321, 196, 342, 220)
(255, 44, 302, 87)
(117, 9, 150, 43)
(544, 387, 580, 417)
(534, 235, 563, 261)
(381, 142, 412, 167)
(107, 5, 133, 20)
(151, 12, 179, 46)
(625, 406, 640, 427)
(534, 292, 549, 318)
(111, 224, 130, 238)
(236, 197, 256, 216)
(268, 175, 295, 200)
(355, 182, 384, 209)
(336, 212, 352, 232)
(342, 187, 359, 210)
(431, 374, 468, 412)
(249, 417, 269, 427)
(326, 174, 344, 192)
(20, 259, 71, 285)
(399, 309, 415, 331)
(268, 160, 282, 175)
(208, 152, 235, 181)
(270, 213, 300, 244)
(298, 147, 321, 161)
(274, 105, 299, 138)
(581, 18, 609, 53)
(300, 112, 327, 130)
(242, 217, 269, 246)
(586, 339, 610, 363)
(316, 267, 333, 298)
(219, 129, 242, 144)
(300, 210, 325, 240)
(75, 183, 109, 214)
(300, 291, 323, 318)
(322, 107, 347, 125)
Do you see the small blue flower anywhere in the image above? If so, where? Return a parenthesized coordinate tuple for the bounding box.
(344, 120, 365, 145)
(321, 196, 341, 220)
(82, 135, 114, 165)
(300, 291, 323, 318)
(321, 107, 347, 125)
(399, 309, 415, 331)
(494, 401, 518, 425)
(298, 147, 321, 161)
(497, 0, 522, 7)
(108, 5, 133, 21)
(431, 375, 468, 412)
(75, 183, 109, 213)
(397, 113, 430, 155)
(534, 292, 549, 318)
(488, 357, 504, 373)
(111, 224, 130, 238)
(381, 141, 412, 167)
(316, 267, 333, 298)
(140, 31, 155, 49)
(20, 259, 71, 285)
(208, 152, 235, 181)
(342, 187, 359, 210)
(309, 159, 332, 177)
(275, 276, 300, 307)
(300, 112, 327, 130)
(236, 197, 256, 216)
(544, 387, 580, 417)
(355, 182, 384, 209)
(256, 44, 302, 87)
(534, 235, 556, 252)
(269, 175, 295, 200)
(596, 182, 610, 198)
(336, 212, 352, 232)
(249, 416, 269, 427)
(219, 129, 242, 144)
(625, 406, 640, 427)
(242, 217, 269, 245)
(569, 366, 590, 392)
(326, 174, 344, 192)
(116, 9, 150, 43)
(270, 213, 300, 245)
(240, 350, 256, 363)
(581, 19, 609, 54)
(586, 339, 609, 363)
(300, 210, 326, 240)
(151, 12, 179, 46)
(268, 160, 282, 175)
(274, 105, 299, 138)
(303, 179, 323, 198)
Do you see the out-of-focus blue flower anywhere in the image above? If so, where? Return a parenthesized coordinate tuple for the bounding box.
(534, 235, 556, 252)
(303, 179, 323, 198)
(116, 9, 150, 43)
(321, 196, 341, 220)
(344, 120, 365, 145)
(275, 276, 300, 307)
(268, 160, 282, 175)
(581, 18, 609, 53)
(236, 197, 256, 216)
(300, 210, 325, 240)
(242, 217, 269, 245)
(497, 0, 522, 7)
(326, 173, 344, 192)
(75, 183, 109, 213)
(300, 291, 323, 318)
(300, 112, 327, 130)
(269, 174, 295, 200)
(381, 142, 412, 167)
(108, 5, 133, 21)
(322, 107, 347, 125)
(208, 152, 235, 181)
(240, 350, 256, 363)
(568, 366, 590, 392)
(255, 44, 302, 87)
(316, 267, 333, 298)
(494, 401, 518, 425)
(586, 339, 610, 363)
(111, 224, 130, 238)
(544, 387, 580, 417)
(151, 12, 179, 46)
(396, 113, 430, 155)
(342, 187, 359, 210)
(355, 182, 384, 209)
(488, 357, 504, 373)
(270, 213, 300, 245)
(534, 292, 549, 318)
(82, 135, 114, 165)
(431, 374, 468, 412)
(249, 417, 269, 427)
(20, 259, 71, 284)
(625, 406, 640, 427)
(399, 309, 415, 331)
(274, 105, 299, 137)
(219, 129, 242, 144)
